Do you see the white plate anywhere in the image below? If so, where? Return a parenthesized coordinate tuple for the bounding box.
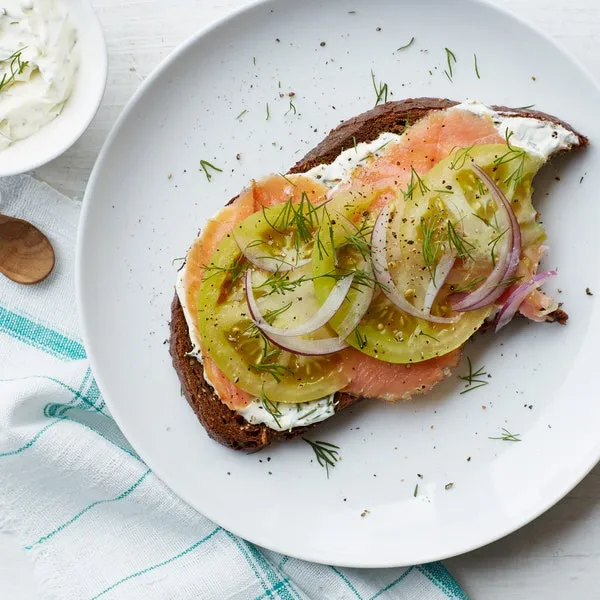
(0, 0, 107, 177)
(77, 0, 600, 567)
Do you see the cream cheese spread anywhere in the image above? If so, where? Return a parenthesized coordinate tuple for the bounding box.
(0, 0, 79, 150)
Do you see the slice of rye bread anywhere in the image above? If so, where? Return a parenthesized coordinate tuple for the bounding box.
(170, 97, 587, 452)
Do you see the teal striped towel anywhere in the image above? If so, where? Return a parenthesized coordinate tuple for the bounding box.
(0, 175, 469, 600)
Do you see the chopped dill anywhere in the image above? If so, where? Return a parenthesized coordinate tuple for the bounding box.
(516, 104, 535, 110)
(355, 329, 368, 349)
(451, 276, 486, 294)
(203, 254, 246, 284)
(449, 146, 473, 170)
(278, 173, 297, 187)
(447, 220, 475, 260)
(261, 386, 282, 428)
(250, 360, 294, 383)
(397, 36, 415, 51)
(266, 103, 270, 120)
(413, 483, 419, 497)
(472, 212, 500, 232)
(263, 302, 292, 323)
(285, 97, 297, 115)
(474, 53, 480, 79)
(256, 272, 314, 296)
(444, 47, 457, 81)
(489, 428, 521, 442)
(493, 130, 527, 188)
(199, 159, 223, 182)
(488, 227, 509, 267)
(458, 357, 489, 394)
(403, 166, 430, 201)
(303, 438, 341, 478)
(336, 215, 373, 260)
(0, 47, 28, 94)
(371, 69, 389, 105)
(420, 213, 441, 280)
(419, 330, 440, 343)
(235, 109, 248, 120)
(352, 135, 358, 152)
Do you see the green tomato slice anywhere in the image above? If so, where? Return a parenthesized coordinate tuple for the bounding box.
(313, 144, 546, 363)
(197, 201, 350, 403)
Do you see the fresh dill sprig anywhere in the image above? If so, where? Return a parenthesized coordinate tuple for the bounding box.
(489, 428, 521, 442)
(278, 173, 297, 187)
(358, 139, 392, 162)
(371, 69, 389, 105)
(403, 167, 430, 201)
(420, 213, 441, 280)
(493, 129, 527, 189)
(302, 438, 341, 478)
(474, 53, 480, 79)
(235, 109, 248, 120)
(199, 159, 223, 182)
(336, 215, 373, 260)
(203, 254, 246, 284)
(397, 36, 415, 51)
(263, 302, 292, 323)
(451, 276, 486, 294)
(260, 386, 282, 428)
(447, 220, 475, 260)
(449, 146, 473, 170)
(488, 227, 509, 267)
(256, 272, 313, 296)
(419, 330, 440, 343)
(472, 212, 500, 232)
(444, 47, 457, 81)
(285, 97, 297, 115)
(0, 47, 29, 94)
(251, 361, 294, 383)
(458, 357, 489, 394)
(355, 329, 368, 349)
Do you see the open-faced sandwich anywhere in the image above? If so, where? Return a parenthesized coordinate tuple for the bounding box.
(170, 98, 587, 452)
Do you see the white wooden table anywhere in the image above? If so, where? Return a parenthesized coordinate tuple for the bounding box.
(2, 0, 600, 597)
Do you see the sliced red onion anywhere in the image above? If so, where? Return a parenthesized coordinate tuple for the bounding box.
(495, 270, 557, 332)
(371, 205, 457, 324)
(450, 165, 522, 312)
(336, 263, 376, 339)
(245, 269, 353, 337)
(234, 232, 310, 272)
(423, 252, 456, 314)
(263, 330, 349, 355)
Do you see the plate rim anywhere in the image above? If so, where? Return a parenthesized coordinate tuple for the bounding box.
(76, 0, 600, 567)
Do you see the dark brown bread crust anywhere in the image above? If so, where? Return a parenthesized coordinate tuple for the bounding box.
(171, 98, 586, 452)
(290, 98, 587, 173)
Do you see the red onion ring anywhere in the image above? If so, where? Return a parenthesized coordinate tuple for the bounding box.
(234, 232, 310, 272)
(495, 270, 557, 332)
(245, 269, 353, 338)
(450, 165, 522, 312)
(336, 262, 376, 340)
(423, 252, 456, 314)
(371, 205, 457, 324)
(262, 330, 349, 355)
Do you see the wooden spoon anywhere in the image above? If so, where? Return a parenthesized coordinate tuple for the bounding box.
(0, 214, 55, 284)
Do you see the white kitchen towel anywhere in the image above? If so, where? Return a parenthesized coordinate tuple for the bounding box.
(0, 175, 469, 600)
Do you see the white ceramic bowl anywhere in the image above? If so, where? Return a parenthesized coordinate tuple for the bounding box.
(0, 0, 107, 177)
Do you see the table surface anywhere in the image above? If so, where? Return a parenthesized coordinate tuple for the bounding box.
(2, 0, 600, 598)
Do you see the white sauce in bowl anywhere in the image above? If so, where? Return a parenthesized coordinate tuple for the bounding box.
(0, 0, 79, 151)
